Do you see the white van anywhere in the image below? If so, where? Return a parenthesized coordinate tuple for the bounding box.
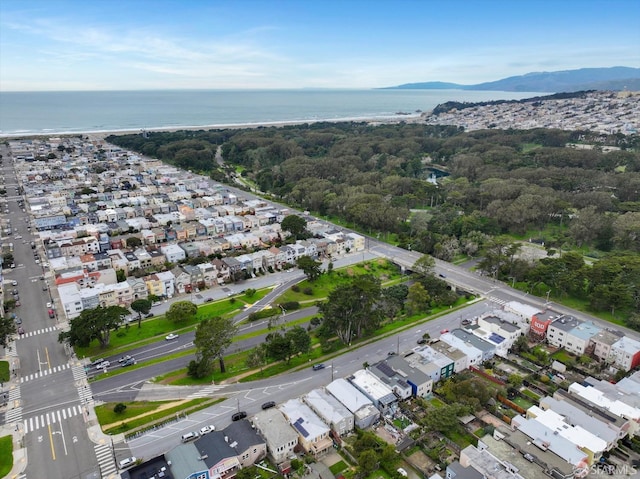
(181, 431, 198, 442)
(118, 456, 137, 469)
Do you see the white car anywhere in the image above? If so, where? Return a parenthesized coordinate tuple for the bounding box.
(96, 360, 111, 369)
(165, 333, 179, 341)
(118, 456, 137, 470)
(46, 302, 52, 308)
(199, 425, 215, 435)
(397, 468, 408, 477)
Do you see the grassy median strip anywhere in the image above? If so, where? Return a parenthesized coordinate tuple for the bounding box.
(96, 398, 221, 435)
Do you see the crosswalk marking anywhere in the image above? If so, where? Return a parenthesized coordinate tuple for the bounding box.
(488, 296, 507, 306)
(20, 364, 70, 383)
(23, 405, 83, 434)
(71, 364, 87, 381)
(186, 384, 226, 399)
(6, 340, 18, 357)
(4, 406, 23, 424)
(16, 326, 58, 339)
(3, 385, 22, 424)
(95, 443, 117, 478)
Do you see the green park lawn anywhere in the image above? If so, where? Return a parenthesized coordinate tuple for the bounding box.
(0, 435, 12, 478)
(0, 361, 9, 382)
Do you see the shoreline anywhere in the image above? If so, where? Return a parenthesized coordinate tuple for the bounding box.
(0, 113, 426, 140)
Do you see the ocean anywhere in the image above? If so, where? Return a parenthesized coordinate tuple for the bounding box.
(0, 89, 542, 137)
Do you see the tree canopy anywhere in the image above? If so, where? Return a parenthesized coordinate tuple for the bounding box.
(58, 305, 129, 348)
(166, 301, 198, 323)
(193, 316, 238, 373)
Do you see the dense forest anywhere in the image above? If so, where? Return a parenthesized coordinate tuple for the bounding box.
(107, 122, 640, 324)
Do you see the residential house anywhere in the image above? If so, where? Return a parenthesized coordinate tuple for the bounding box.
(348, 369, 398, 414)
(223, 419, 267, 469)
(160, 243, 186, 263)
(303, 388, 354, 439)
(326, 378, 379, 429)
(278, 399, 334, 458)
(252, 408, 298, 465)
(546, 315, 581, 349)
(609, 336, 640, 372)
(564, 322, 602, 356)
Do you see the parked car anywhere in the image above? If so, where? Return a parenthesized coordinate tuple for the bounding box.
(438, 273, 447, 278)
(387, 351, 397, 356)
(11, 280, 18, 286)
(417, 338, 427, 345)
(48, 309, 55, 318)
(231, 411, 247, 421)
(397, 468, 408, 477)
(46, 302, 52, 308)
(14, 317, 22, 325)
(118, 457, 137, 470)
(440, 329, 449, 334)
(165, 333, 179, 341)
(145, 313, 154, 318)
(181, 432, 198, 442)
(312, 363, 325, 371)
(261, 401, 276, 410)
(199, 425, 215, 435)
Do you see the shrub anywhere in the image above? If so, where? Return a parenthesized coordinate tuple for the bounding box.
(291, 285, 300, 293)
(303, 287, 313, 295)
(279, 301, 300, 311)
(114, 403, 127, 414)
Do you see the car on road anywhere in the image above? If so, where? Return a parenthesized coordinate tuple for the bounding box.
(46, 302, 52, 308)
(118, 355, 133, 363)
(181, 432, 199, 442)
(145, 313, 154, 318)
(438, 273, 447, 278)
(48, 309, 55, 318)
(231, 411, 247, 421)
(387, 351, 397, 356)
(165, 333, 179, 341)
(118, 457, 137, 470)
(397, 468, 408, 477)
(121, 358, 136, 367)
(14, 317, 22, 325)
(91, 358, 105, 366)
(440, 329, 449, 334)
(461, 319, 471, 325)
(199, 425, 215, 435)
(11, 280, 18, 286)
(95, 360, 110, 369)
(261, 401, 276, 410)
(14, 300, 20, 307)
(312, 363, 325, 371)
(417, 338, 427, 344)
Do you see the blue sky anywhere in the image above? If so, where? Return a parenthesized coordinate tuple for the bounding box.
(1, 0, 638, 91)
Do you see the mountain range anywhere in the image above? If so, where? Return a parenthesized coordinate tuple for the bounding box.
(386, 66, 640, 92)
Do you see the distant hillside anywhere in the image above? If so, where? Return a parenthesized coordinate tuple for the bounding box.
(387, 66, 640, 92)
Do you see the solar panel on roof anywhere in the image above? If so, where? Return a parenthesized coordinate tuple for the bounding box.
(397, 379, 409, 388)
(376, 363, 395, 377)
(294, 422, 309, 437)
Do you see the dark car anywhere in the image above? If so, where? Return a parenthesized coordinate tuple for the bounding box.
(261, 401, 276, 410)
(438, 273, 447, 278)
(312, 363, 325, 371)
(121, 358, 136, 367)
(417, 338, 427, 345)
(231, 411, 247, 421)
